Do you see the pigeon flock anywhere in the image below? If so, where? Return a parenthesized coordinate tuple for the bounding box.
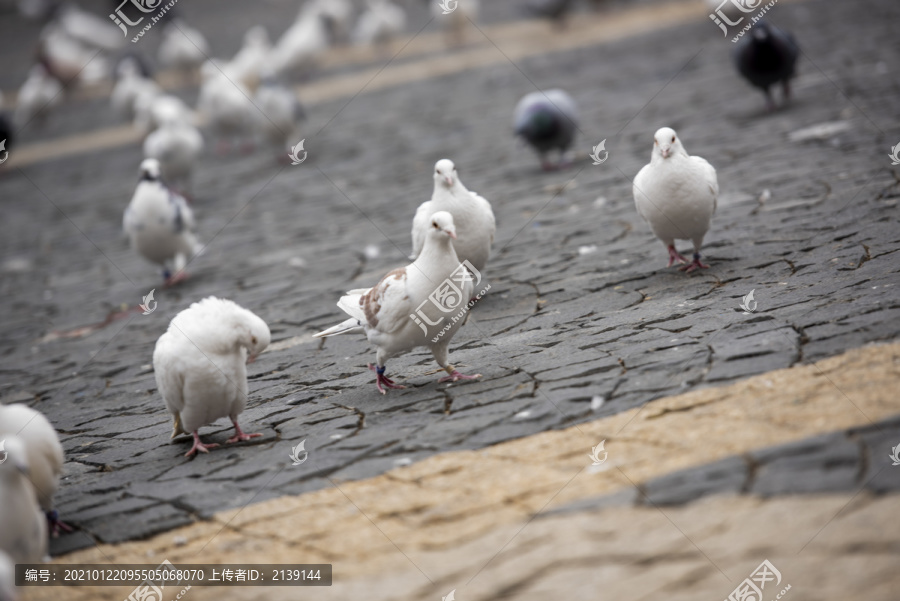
(0, 0, 805, 593)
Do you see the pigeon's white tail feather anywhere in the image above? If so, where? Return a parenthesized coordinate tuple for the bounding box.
(313, 317, 363, 338)
(337, 292, 367, 323)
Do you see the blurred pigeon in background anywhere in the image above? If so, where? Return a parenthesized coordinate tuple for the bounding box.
(269, 3, 332, 77)
(315, 211, 481, 394)
(315, 0, 354, 45)
(143, 113, 204, 196)
(197, 62, 254, 153)
(158, 19, 210, 81)
(632, 127, 718, 272)
(353, 0, 407, 47)
(0, 93, 11, 155)
(134, 93, 194, 134)
(733, 20, 799, 110)
(123, 158, 201, 286)
(153, 297, 270, 457)
(514, 89, 579, 170)
(253, 72, 306, 155)
(433, 0, 479, 46)
(412, 159, 495, 273)
(14, 63, 62, 127)
(0, 404, 68, 536)
(227, 25, 272, 92)
(0, 437, 48, 565)
(111, 57, 162, 121)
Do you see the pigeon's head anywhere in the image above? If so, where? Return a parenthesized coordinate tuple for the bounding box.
(752, 20, 771, 42)
(434, 159, 458, 188)
(652, 127, 685, 160)
(139, 158, 162, 181)
(429, 211, 457, 240)
(239, 311, 271, 364)
(0, 436, 30, 477)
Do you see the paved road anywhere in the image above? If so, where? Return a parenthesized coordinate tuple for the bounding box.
(0, 0, 898, 555)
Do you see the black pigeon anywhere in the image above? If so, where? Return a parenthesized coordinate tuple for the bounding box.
(514, 89, 579, 170)
(733, 20, 799, 110)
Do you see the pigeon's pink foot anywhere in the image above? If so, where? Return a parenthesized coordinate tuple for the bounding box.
(227, 419, 262, 444)
(164, 271, 189, 287)
(46, 510, 73, 537)
(666, 245, 688, 268)
(369, 364, 405, 394)
(540, 158, 559, 172)
(438, 369, 482, 383)
(185, 431, 219, 457)
(679, 253, 710, 273)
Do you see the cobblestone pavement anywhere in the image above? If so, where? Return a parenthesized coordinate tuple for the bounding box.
(0, 0, 898, 568)
(29, 342, 900, 601)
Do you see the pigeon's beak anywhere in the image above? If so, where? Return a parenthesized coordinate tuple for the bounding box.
(445, 228, 457, 240)
(444, 176, 453, 186)
(247, 354, 257, 365)
(660, 147, 671, 159)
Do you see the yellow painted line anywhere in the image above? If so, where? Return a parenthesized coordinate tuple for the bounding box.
(35, 340, 900, 601)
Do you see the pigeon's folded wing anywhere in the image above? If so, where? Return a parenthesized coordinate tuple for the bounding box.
(361, 268, 411, 334)
(153, 333, 187, 418)
(690, 155, 719, 209)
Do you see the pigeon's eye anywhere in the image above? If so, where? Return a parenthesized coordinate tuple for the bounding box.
(432, 222, 439, 229)
(654, 139, 658, 145)
(251, 336, 257, 345)
(671, 135, 676, 142)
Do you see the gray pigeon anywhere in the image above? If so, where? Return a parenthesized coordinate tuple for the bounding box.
(513, 89, 579, 170)
(733, 20, 799, 110)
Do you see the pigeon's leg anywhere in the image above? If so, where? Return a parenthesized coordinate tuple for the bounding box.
(432, 344, 481, 383)
(227, 418, 262, 444)
(679, 252, 710, 273)
(763, 88, 777, 112)
(46, 509, 73, 537)
(368, 363, 405, 394)
(782, 79, 792, 104)
(667, 245, 689, 267)
(185, 431, 219, 457)
(164, 255, 190, 287)
(540, 153, 558, 171)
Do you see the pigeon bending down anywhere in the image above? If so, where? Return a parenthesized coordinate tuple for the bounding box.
(143, 116, 204, 195)
(733, 20, 799, 111)
(315, 211, 481, 394)
(0, 437, 48, 564)
(269, 4, 331, 76)
(633, 127, 718, 273)
(411, 159, 495, 273)
(0, 404, 68, 536)
(153, 297, 270, 457)
(514, 89, 579, 170)
(110, 58, 161, 121)
(123, 159, 201, 286)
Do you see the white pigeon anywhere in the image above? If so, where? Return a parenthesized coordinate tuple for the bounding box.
(143, 116, 204, 195)
(158, 20, 210, 75)
(123, 159, 201, 286)
(412, 159, 495, 273)
(253, 73, 305, 152)
(352, 0, 407, 46)
(111, 58, 161, 121)
(269, 4, 331, 76)
(153, 297, 271, 457)
(632, 127, 718, 272)
(197, 62, 254, 152)
(134, 93, 195, 135)
(227, 25, 272, 92)
(313, 0, 354, 45)
(0, 404, 66, 534)
(0, 550, 16, 601)
(0, 437, 48, 565)
(14, 64, 63, 127)
(56, 3, 123, 52)
(432, 0, 479, 46)
(37, 21, 109, 85)
(315, 211, 481, 394)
